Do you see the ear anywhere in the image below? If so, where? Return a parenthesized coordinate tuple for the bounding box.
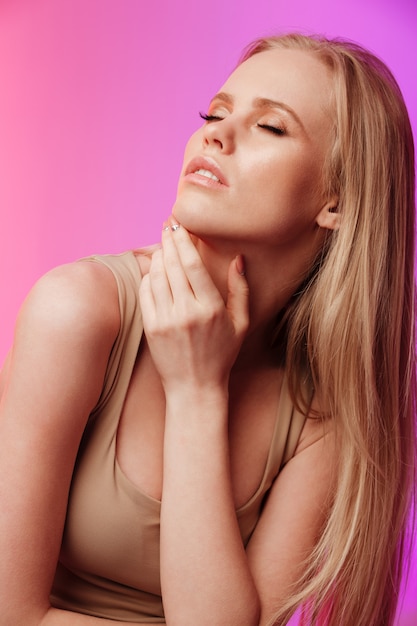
(315, 199, 341, 231)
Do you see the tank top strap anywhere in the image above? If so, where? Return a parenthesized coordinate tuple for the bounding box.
(81, 251, 144, 418)
(263, 372, 310, 483)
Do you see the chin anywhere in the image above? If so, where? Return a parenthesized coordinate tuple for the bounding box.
(171, 195, 234, 245)
(171, 198, 207, 234)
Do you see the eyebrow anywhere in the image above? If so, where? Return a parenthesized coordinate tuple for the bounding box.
(209, 92, 305, 131)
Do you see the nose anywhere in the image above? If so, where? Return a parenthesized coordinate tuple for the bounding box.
(202, 118, 235, 154)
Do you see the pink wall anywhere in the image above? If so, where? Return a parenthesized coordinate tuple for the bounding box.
(0, 0, 415, 622)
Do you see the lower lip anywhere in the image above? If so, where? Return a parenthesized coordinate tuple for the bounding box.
(183, 172, 225, 188)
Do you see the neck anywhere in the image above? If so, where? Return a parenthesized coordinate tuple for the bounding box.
(192, 235, 306, 368)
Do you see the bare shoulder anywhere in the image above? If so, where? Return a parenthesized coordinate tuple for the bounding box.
(1, 259, 121, 415)
(18, 259, 121, 338)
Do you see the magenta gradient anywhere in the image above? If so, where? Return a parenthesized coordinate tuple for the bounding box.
(0, 0, 416, 622)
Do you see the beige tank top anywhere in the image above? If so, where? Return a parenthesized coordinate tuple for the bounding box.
(50, 251, 307, 623)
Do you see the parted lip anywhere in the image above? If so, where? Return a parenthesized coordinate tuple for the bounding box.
(184, 156, 229, 186)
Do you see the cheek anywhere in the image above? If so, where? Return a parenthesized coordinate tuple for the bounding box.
(239, 156, 323, 243)
(286, 165, 321, 212)
(247, 152, 321, 214)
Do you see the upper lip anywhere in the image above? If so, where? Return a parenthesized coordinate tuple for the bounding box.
(184, 156, 228, 186)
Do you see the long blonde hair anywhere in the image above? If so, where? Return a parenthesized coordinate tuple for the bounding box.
(242, 34, 416, 625)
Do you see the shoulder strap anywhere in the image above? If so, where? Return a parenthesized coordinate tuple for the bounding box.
(81, 251, 144, 417)
(265, 373, 310, 482)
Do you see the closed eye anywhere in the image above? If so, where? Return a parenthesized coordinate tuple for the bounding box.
(199, 113, 286, 136)
(257, 124, 286, 136)
(199, 112, 224, 122)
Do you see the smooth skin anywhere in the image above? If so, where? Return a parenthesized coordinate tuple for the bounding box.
(0, 48, 338, 625)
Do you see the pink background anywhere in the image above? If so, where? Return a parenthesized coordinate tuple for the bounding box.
(0, 0, 415, 622)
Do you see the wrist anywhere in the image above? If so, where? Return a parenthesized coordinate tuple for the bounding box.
(164, 382, 228, 411)
(163, 385, 229, 434)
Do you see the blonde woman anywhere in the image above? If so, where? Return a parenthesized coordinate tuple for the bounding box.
(0, 33, 415, 626)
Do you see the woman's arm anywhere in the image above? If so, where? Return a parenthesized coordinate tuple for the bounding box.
(0, 261, 122, 626)
(139, 224, 258, 626)
(139, 224, 337, 626)
(161, 391, 259, 626)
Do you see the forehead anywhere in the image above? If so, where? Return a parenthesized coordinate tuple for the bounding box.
(220, 48, 334, 125)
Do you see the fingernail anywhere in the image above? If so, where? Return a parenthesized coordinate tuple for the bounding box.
(171, 223, 180, 231)
(236, 254, 246, 276)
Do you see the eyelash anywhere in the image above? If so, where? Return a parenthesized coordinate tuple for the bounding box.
(257, 124, 286, 136)
(199, 112, 286, 136)
(199, 112, 223, 122)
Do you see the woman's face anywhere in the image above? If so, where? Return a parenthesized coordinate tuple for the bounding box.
(173, 47, 336, 253)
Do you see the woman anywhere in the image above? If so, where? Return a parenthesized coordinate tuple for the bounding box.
(0, 33, 415, 626)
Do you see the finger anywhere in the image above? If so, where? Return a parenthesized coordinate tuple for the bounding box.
(165, 223, 220, 304)
(160, 224, 192, 297)
(138, 273, 157, 330)
(226, 255, 250, 338)
(147, 248, 173, 313)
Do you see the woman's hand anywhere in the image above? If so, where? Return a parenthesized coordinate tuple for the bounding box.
(138, 221, 249, 397)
